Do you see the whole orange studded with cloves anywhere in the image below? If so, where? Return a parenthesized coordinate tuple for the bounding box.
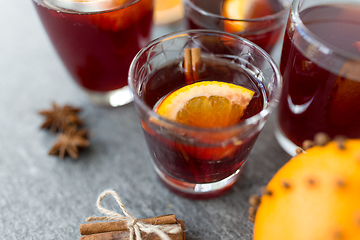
(252, 138, 360, 240)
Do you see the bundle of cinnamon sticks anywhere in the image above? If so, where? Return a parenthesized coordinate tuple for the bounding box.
(79, 214, 186, 240)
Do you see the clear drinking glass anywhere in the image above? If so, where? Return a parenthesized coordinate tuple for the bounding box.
(129, 30, 282, 199)
(32, 0, 153, 107)
(182, 0, 292, 53)
(275, 0, 360, 156)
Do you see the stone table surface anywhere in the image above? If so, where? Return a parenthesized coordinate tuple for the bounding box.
(0, 1, 290, 239)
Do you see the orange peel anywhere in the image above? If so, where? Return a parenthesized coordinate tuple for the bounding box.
(253, 139, 360, 240)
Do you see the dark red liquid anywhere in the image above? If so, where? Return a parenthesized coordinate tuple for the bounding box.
(140, 57, 264, 185)
(279, 4, 360, 146)
(185, 0, 286, 53)
(33, 0, 153, 92)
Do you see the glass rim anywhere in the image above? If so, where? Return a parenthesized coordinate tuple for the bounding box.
(128, 29, 282, 133)
(182, 0, 292, 22)
(36, 0, 141, 13)
(291, 0, 360, 62)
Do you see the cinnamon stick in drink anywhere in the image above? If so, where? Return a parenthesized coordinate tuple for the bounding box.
(191, 48, 202, 81)
(184, 48, 193, 84)
(184, 48, 202, 84)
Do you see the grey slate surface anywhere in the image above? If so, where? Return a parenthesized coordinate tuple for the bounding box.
(0, 1, 290, 239)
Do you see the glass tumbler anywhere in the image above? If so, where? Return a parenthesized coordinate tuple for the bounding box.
(129, 30, 282, 199)
(182, 0, 292, 53)
(275, 0, 360, 156)
(32, 0, 153, 107)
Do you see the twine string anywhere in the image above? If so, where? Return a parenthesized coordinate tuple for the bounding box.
(85, 189, 180, 240)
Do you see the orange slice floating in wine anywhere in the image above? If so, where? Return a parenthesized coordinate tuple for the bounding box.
(153, 0, 184, 25)
(222, 0, 273, 33)
(153, 81, 255, 161)
(155, 81, 255, 128)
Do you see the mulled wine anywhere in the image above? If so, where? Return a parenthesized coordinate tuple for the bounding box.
(183, 0, 290, 53)
(33, 0, 153, 92)
(129, 30, 282, 198)
(141, 57, 264, 184)
(278, 3, 360, 151)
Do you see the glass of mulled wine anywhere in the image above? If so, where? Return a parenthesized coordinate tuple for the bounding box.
(182, 0, 292, 53)
(128, 30, 282, 199)
(275, 0, 360, 156)
(32, 0, 153, 107)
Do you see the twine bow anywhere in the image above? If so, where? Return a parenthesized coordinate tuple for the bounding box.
(85, 190, 180, 240)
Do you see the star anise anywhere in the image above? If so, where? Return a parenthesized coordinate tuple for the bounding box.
(39, 102, 83, 133)
(49, 127, 90, 159)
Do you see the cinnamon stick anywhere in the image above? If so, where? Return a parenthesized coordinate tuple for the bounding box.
(176, 219, 186, 240)
(184, 48, 193, 84)
(191, 48, 202, 81)
(184, 48, 202, 84)
(80, 214, 177, 235)
(80, 224, 184, 240)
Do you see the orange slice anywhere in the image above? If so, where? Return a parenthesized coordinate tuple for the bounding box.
(222, 0, 273, 33)
(155, 81, 255, 128)
(153, 0, 184, 25)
